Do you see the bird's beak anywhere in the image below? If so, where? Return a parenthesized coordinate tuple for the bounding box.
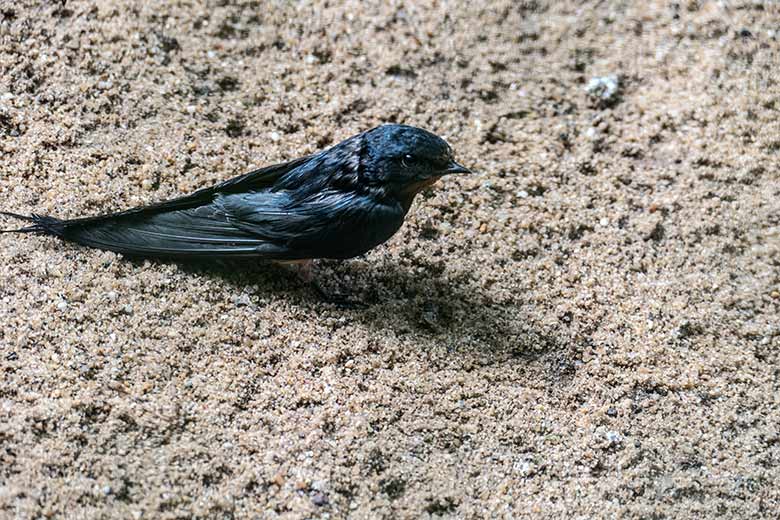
(444, 160, 472, 175)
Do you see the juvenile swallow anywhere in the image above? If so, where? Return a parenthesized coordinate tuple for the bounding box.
(1, 124, 471, 301)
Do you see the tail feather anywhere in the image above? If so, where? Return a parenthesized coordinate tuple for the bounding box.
(3, 206, 284, 259)
(0, 212, 67, 236)
(2, 205, 294, 260)
(0, 211, 35, 222)
(65, 207, 274, 258)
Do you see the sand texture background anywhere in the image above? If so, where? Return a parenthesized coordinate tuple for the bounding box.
(1, 0, 779, 518)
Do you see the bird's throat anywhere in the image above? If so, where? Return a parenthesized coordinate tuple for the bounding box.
(398, 177, 441, 210)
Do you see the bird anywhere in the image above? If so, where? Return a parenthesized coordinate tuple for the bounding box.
(1, 124, 471, 302)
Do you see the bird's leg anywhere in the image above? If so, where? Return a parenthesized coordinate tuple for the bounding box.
(294, 259, 315, 284)
(281, 260, 364, 308)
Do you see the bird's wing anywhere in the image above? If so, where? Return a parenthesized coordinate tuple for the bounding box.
(64, 202, 289, 258)
(64, 155, 313, 227)
(64, 188, 401, 260)
(58, 151, 401, 260)
(58, 156, 314, 258)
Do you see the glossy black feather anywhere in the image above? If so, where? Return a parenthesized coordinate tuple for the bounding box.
(1, 124, 469, 261)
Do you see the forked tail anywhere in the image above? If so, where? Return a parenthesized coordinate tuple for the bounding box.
(0, 212, 67, 236)
(1, 205, 278, 259)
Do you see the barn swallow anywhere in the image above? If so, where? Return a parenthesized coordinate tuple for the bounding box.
(1, 124, 471, 302)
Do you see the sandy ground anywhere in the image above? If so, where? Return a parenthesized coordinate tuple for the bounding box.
(1, 0, 779, 518)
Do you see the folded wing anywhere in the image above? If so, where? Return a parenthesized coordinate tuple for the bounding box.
(58, 153, 402, 260)
(57, 157, 313, 258)
(64, 203, 289, 258)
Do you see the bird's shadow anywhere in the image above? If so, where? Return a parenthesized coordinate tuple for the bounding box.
(166, 254, 562, 361)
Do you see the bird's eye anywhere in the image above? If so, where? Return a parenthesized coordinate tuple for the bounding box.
(401, 154, 414, 168)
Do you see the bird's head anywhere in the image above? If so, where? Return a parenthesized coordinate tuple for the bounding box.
(362, 124, 471, 202)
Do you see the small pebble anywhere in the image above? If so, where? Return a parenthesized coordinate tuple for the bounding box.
(233, 293, 252, 307)
(56, 301, 68, 311)
(585, 75, 621, 106)
(311, 492, 329, 507)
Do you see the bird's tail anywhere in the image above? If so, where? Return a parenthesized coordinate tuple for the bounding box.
(0, 211, 68, 236)
(2, 207, 279, 260)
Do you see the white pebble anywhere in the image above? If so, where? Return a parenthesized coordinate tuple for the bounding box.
(57, 301, 68, 311)
(233, 293, 252, 307)
(270, 131, 280, 142)
(517, 190, 529, 199)
(599, 218, 609, 226)
(585, 74, 620, 102)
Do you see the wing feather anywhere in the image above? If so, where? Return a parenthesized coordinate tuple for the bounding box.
(58, 157, 314, 258)
(56, 146, 401, 260)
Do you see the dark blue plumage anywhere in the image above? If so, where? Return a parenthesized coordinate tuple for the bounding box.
(2, 124, 470, 265)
